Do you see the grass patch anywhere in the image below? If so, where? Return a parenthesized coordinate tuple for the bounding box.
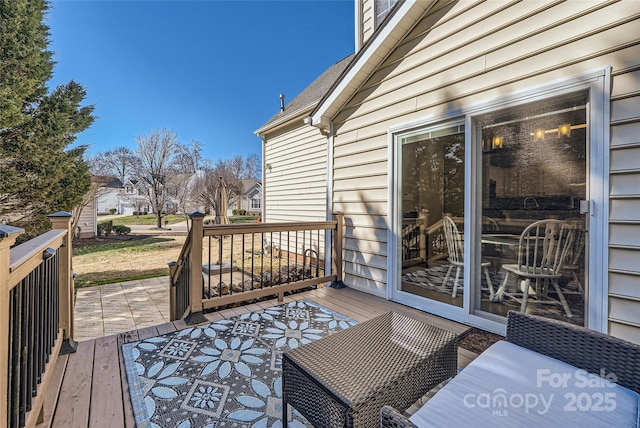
(73, 235, 186, 287)
(73, 236, 179, 256)
(104, 214, 187, 226)
(229, 215, 259, 224)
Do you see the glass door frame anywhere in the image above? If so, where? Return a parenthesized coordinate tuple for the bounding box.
(388, 67, 610, 335)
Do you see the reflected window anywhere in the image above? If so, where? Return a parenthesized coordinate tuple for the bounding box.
(399, 123, 465, 308)
(477, 92, 587, 325)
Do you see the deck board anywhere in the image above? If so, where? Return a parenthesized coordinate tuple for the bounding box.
(52, 340, 95, 427)
(48, 286, 467, 427)
(89, 335, 125, 427)
(37, 354, 68, 428)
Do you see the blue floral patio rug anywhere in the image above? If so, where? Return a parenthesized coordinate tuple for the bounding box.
(122, 299, 358, 428)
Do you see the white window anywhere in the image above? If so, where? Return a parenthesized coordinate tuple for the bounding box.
(251, 197, 261, 210)
(374, 0, 399, 29)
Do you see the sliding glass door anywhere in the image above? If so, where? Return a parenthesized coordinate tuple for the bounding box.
(394, 90, 592, 330)
(398, 123, 465, 309)
(475, 93, 588, 326)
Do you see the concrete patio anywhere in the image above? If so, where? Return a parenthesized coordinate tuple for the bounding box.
(74, 276, 171, 341)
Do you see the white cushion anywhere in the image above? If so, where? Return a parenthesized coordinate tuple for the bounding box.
(409, 340, 639, 427)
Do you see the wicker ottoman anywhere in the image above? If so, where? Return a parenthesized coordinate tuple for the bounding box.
(282, 312, 458, 427)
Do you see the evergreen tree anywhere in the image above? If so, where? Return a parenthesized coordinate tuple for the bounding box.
(0, 0, 95, 238)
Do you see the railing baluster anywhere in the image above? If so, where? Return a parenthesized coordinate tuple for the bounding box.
(241, 234, 245, 291)
(25, 272, 33, 410)
(251, 233, 255, 291)
(229, 235, 234, 295)
(207, 236, 212, 300)
(278, 231, 282, 285)
(218, 235, 223, 297)
(9, 286, 18, 428)
(19, 277, 27, 427)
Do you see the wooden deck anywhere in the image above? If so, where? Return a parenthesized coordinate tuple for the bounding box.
(40, 286, 468, 428)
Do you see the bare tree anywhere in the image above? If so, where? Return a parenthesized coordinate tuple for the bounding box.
(93, 146, 140, 183)
(244, 153, 261, 180)
(134, 129, 178, 228)
(175, 141, 203, 173)
(189, 160, 240, 216)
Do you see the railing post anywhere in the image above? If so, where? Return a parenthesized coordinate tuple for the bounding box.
(0, 225, 24, 428)
(167, 261, 177, 321)
(330, 212, 345, 289)
(418, 209, 429, 262)
(187, 212, 207, 324)
(48, 212, 76, 354)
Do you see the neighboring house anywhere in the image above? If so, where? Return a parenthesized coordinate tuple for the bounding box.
(95, 174, 207, 216)
(95, 177, 124, 214)
(228, 179, 263, 215)
(118, 179, 151, 215)
(95, 178, 150, 215)
(257, 0, 640, 344)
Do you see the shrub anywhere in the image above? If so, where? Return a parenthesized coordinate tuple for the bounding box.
(113, 225, 131, 235)
(98, 220, 113, 236)
(109, 208, 117, 215)
(232, 209, 247, 216)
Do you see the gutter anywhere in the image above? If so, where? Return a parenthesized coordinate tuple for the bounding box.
(254, 102, 318, 137)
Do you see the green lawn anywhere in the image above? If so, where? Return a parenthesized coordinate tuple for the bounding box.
(73, 236, 179, 256)
(229, 215, 259, 224)
(73, 235, 185, 287)
(99, 214, 187, 226)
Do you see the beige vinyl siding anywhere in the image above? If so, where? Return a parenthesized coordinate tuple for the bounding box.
(608, 63, 640, 344)
(264, 122, 328, 223)
(330, 0, 640, 341)
(361, 0, 374, 47)
(77, 197, 96, 238)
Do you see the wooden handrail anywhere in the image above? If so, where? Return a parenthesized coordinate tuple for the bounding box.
(8, 230, 65, 289)
(0, 212, 75, 428)
(202, 220, 338, 236)
(169, 213, 345, 324)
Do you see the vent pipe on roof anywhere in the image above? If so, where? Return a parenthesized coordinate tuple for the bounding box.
(279, 94, 285, 112)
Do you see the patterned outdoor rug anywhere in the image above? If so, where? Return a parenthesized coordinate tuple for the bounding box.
(122, 300, 357, 428)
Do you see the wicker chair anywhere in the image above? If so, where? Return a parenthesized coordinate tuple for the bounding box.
(381, 311, 640, 427)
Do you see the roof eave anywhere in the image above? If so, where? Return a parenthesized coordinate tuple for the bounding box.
(254, 102, 318, 137)
(310, 0, 438, 128)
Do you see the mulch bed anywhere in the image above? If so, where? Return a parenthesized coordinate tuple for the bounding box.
(458, 327, 503, 354)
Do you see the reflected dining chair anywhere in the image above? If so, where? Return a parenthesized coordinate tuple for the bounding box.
(492, 219, 574, 317)
(560, 221, 585, 297)
(442, 216, 494, 299)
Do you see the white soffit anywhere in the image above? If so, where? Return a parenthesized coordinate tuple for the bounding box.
(310, 0, 437, 128)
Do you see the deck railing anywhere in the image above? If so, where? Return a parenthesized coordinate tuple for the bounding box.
(0, 213, 76, 428)
(169, 212, 344, 323)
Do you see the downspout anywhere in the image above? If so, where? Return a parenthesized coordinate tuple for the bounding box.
(325, 121, 336, 287)
(260, 135, 267, 222)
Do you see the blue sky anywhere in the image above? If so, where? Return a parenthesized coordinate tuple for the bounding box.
(47, 0, 354, 162)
